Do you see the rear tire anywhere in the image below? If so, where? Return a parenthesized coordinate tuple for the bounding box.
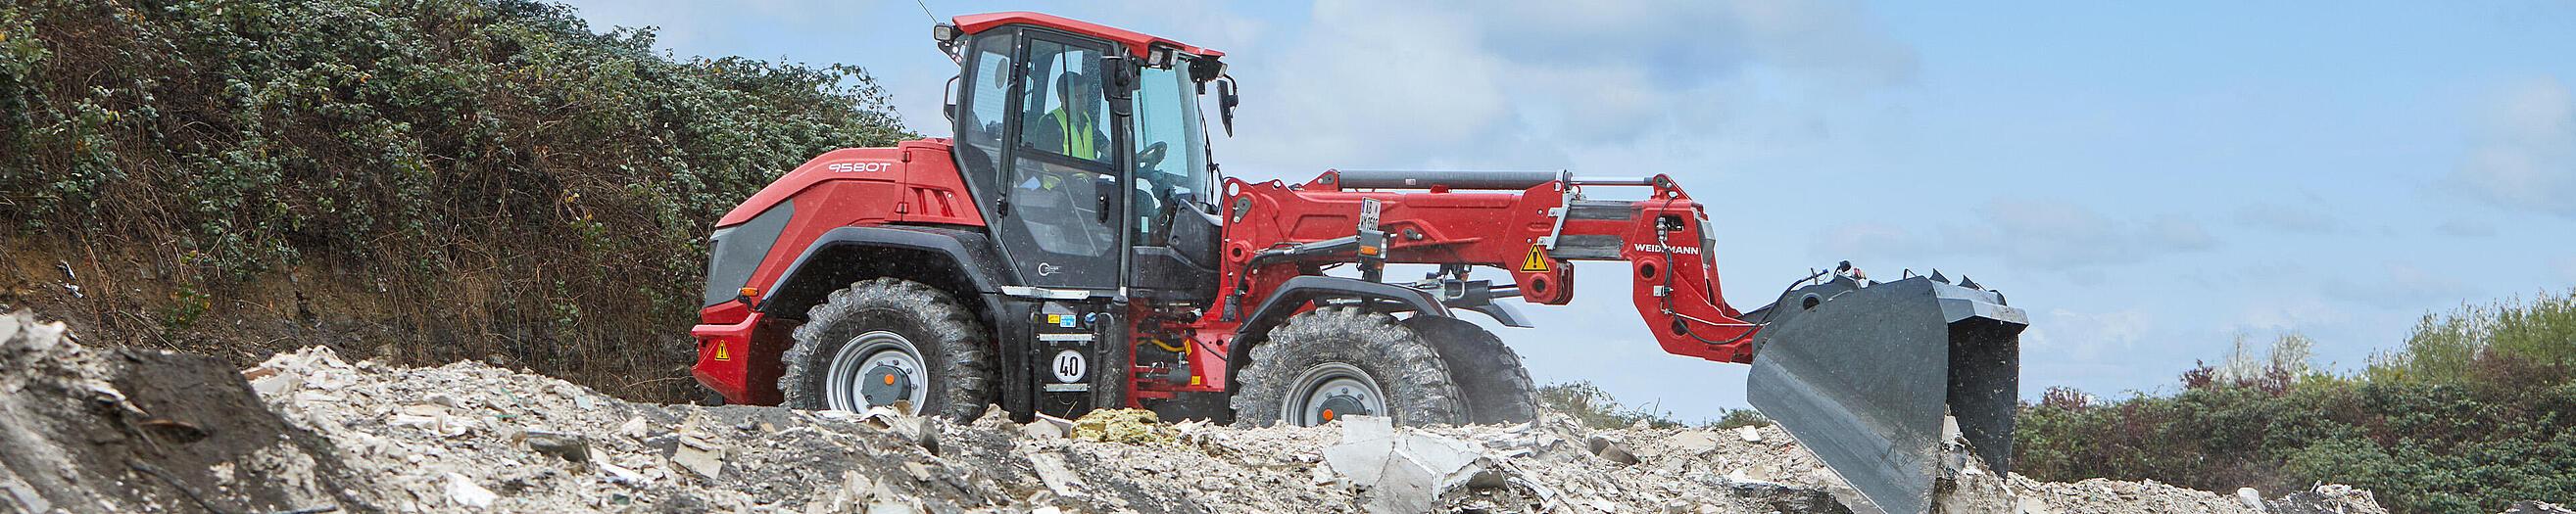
(1403, 315, 1537, 424)
(1231, 307, 1466, 427)
(780, 278, 993, 420)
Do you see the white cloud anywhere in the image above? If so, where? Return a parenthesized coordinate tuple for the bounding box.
(2453, 77, 2576, 216)
(1220, 0, 1916, 178)
(2024, 308, 2150, 360)
(2434, 218, 2496, 237)
(2234, 202, 2337, 234)
(2321, 262, 2472, 308)
(2236, 295, 2351, 332)
(1819, 198, 2218, 271)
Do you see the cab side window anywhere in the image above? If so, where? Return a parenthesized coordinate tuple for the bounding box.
(956, 32, 1015, 179)
(1017, 39, 1109, 164)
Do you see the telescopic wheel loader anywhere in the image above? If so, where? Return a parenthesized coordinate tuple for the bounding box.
(686, 12, 2028, 514)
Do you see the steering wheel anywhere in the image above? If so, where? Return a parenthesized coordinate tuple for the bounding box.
(1137, 141, 1169, 168)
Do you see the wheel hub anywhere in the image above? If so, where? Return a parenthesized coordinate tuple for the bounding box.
(825, 331, 929, 413)
(1285, 362, 1385, 426)
(859, 362, 915, 406)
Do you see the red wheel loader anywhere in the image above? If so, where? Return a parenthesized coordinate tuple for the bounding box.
(686, 12, 2027, 514)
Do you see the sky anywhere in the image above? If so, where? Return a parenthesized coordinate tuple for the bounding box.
(559, 0, 2576, 421)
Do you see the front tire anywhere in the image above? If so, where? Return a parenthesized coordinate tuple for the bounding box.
(1231, 307, 1466, 427)
(1403, 315, 1537, 424)
(779, 278, 993, 420)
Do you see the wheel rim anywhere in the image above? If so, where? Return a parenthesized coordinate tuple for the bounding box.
(1283, 362, 1385, 426)
(825, 330, 929, 413)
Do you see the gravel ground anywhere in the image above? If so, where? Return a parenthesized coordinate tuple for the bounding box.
(1, 309, 2418, 513)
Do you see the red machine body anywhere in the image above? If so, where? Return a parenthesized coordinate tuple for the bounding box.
(690, 140, 979, 403)
(687, 13, 2024, 514)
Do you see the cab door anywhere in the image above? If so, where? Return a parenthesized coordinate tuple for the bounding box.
(971, 30, 1125, 291)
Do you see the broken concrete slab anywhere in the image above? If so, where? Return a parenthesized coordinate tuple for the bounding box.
(444, 472, 498, 509)
(1029, 452, 1086, 497)
(524, 430, 590, 463)
(2500, 501, 2576, 514)
(1585, 435, 1639, 465)
(673, 432, 726, 478)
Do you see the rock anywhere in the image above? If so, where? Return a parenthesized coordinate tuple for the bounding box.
(673, 432, 725, 478)
(2500, 501, 2576, 514)
(1020, 419, 1067, 440)
(617, 416, 650, 440)
(1666, 430, 1722, 455)
(523, 430, 588, 463)
(248, 370, 303, 397)
(901, 461, 935, 483)
(1723, 479, 1848, 514)
(891, 416, 940, 454)
(3, 480, 51, 513)
(443, 472, 498, 509)
(2268, 483, 2386, 514)
(1029, 452, 1086, 497)
(2237, 487, 2267, 512)
(1735, 425, 1763, 443)
(597, 457, 646, 487)
(1585, 436, 1638, 465)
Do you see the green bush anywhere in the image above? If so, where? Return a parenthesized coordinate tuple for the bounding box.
(0, 0, 908, 398)
(2016, 291, 2576, 513)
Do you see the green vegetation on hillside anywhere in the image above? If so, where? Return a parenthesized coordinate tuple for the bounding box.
(2017, 290, 2576, 513)
(0, 0, 907, 398)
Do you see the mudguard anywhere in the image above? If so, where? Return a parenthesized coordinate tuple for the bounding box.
(1746, 275, 2025, 514)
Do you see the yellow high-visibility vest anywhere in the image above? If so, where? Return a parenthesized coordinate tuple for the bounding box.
(1051, 109, 1095, 160)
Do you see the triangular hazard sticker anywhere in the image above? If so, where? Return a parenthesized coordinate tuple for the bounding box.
(712, 344, 732, 361)
(1522, 245, 1551, 272)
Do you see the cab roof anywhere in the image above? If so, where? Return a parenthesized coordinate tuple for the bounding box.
(953, 12, 1224, 59)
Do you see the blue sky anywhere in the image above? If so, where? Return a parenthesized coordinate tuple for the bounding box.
(561, 0, 2576, 421)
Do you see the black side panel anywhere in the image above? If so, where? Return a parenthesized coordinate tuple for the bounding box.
(757, 225, 1018, 318)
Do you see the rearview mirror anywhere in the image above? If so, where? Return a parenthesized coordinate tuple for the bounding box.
(1217, 78, 1239, 136)
(941, 74, 960, 121)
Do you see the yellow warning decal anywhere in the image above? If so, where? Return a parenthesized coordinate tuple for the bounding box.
(711, 344, 732, 361)
(1522, 245, 1552, 272)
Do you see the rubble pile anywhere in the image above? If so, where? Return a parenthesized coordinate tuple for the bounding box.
(0, 310, 2494, 513)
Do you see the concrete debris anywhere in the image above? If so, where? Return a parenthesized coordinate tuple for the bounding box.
(444, 472, 499, 508)
(2501, 500, 2576, 514)
(890, 414, 941, 454)
(2240, 487, 2269, 512)
(1321, 416, 1501, 513)
(617, 416, 650, 440)
(1584, 434, 1640, 465)
(2266, 483, 2387, 514)
(1024, 412, 1077, 439)
(1028, 452, 1087, 497)
(523, 430, 590, 463)
(673, 431, 727, 478)
(0, 314, 2406, 514)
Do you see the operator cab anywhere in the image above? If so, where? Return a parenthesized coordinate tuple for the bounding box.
(940, 13, 1233, 300)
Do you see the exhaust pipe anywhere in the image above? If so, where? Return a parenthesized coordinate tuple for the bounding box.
(1325, 169, 1657, 190)
(1745, 274, 2025, 514)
